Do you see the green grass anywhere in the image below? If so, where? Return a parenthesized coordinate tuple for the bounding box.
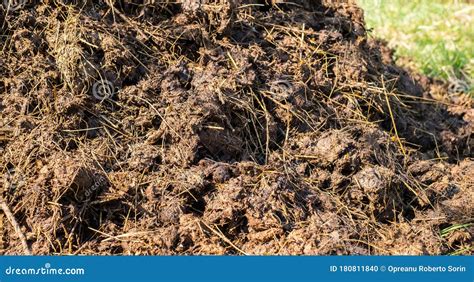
(440, 223, 473, 238)
(359, 0, 474, 94)
(440, 223, 473, 255)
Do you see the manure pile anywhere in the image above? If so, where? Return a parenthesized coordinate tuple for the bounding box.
(0, 0, 472, 255)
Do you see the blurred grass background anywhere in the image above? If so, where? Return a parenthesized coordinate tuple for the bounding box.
(358, 0, 474, 94)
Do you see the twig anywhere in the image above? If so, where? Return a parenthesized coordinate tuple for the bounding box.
(382, 78, 407, 156)
(103, 1, 148, 39)
(0, 199, 31, 255)
(200, 221, 248, 255)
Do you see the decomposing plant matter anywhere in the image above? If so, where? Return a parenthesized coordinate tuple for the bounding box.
(0, 0, 472, 255)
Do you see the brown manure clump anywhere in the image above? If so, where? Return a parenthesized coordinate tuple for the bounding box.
(0, 0, 472, 255)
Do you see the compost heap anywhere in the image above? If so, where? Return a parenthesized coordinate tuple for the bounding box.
(0, 0, 472, 255)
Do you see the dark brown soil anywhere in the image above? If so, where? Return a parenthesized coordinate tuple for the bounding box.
(0, 0, 472, 255)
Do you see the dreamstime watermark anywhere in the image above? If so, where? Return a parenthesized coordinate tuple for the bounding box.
(448, 78, 470, 94)
(81, 174, 108, 200)
(92, 79, 115, 101)
(5, 262, 85, 276)
(2, 0, 26, 11)
(268, 79, 294, 101)
(3, 168, 25, 191)
(9, 80, 26, 95)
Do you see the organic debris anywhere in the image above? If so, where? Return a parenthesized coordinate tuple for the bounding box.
(0, 0, 472, 255)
